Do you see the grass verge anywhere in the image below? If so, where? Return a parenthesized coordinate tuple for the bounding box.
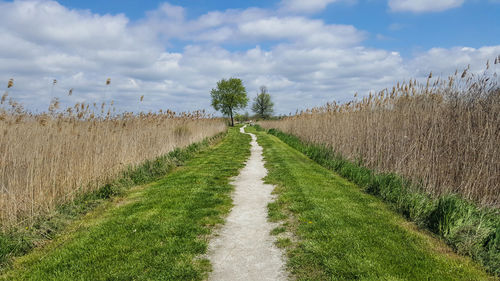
(246, 125, 495, 280)
(1, 127, 251, 280)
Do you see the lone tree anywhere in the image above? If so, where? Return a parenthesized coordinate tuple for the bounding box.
(210, 78, 248, 126)
(252, 86, 274, 119)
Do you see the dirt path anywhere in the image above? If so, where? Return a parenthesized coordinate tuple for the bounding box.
(208, 126, 287, 281)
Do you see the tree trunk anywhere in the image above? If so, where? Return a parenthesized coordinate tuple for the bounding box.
(230, 110, 234, 126)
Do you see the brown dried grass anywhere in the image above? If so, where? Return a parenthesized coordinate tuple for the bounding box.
(0, 100, 225, 228)
(261, 65, 500, 207)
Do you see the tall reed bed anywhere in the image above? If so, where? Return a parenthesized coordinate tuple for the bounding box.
(261, 64, 500, 207)
(0, 100, 226, 228)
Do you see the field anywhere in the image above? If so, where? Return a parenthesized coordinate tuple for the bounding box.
(260, 70, 499, 207)
(1, 128, 250, 280)
(249, 126, 494, 280)
(1, 127, 494, 280)
(259, 69, 500, 275)
(0, 102, 225, 228)
(1, 1, 499, 279)
(1, 66, 498, 280)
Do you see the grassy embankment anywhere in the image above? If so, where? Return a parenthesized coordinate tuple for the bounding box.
(258, 67, 500, 276)
(0, 130, 225, 270)
(246, 126, 496, 280)
(1, 126, 250, 280)
(258, 126, 500, 277)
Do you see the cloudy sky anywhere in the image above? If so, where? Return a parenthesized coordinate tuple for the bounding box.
(1, 0, 499, 114)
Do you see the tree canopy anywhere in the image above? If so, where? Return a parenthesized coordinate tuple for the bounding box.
(210, 78, 248, 126)
(251, 86, 274, 119)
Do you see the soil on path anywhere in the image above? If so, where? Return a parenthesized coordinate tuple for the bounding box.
(208, 126, 287, 281)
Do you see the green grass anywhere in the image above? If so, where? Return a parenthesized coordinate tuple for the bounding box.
(246, 126, 495, 281)
(1, 126, 250, 280)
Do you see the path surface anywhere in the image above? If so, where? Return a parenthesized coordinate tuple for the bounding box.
(208, 126, 287, 281)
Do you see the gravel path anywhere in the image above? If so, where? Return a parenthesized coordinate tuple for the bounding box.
(208, 126, 287, 281)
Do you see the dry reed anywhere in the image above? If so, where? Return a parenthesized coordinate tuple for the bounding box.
(261, 64, 500, 207)
(0, 99, 226, 228)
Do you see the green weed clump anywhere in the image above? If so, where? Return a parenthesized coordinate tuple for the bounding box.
(0, 132, 225, 271)
(263, 126, 500, 276)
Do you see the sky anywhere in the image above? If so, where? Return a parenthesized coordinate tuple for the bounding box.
(1, 0, 499, 115)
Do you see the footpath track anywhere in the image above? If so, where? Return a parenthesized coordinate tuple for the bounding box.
(1, 125, 495, 280)
(208, 126, 287, 281)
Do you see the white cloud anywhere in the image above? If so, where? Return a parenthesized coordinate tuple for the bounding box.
(388, 0, 465, 12)
(280, 0, 341, 13)
(0, 0, 498, 115)
(238, 17, 364, 47)
(143, 6, 363, 47)
(409, 46, 500, 76)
